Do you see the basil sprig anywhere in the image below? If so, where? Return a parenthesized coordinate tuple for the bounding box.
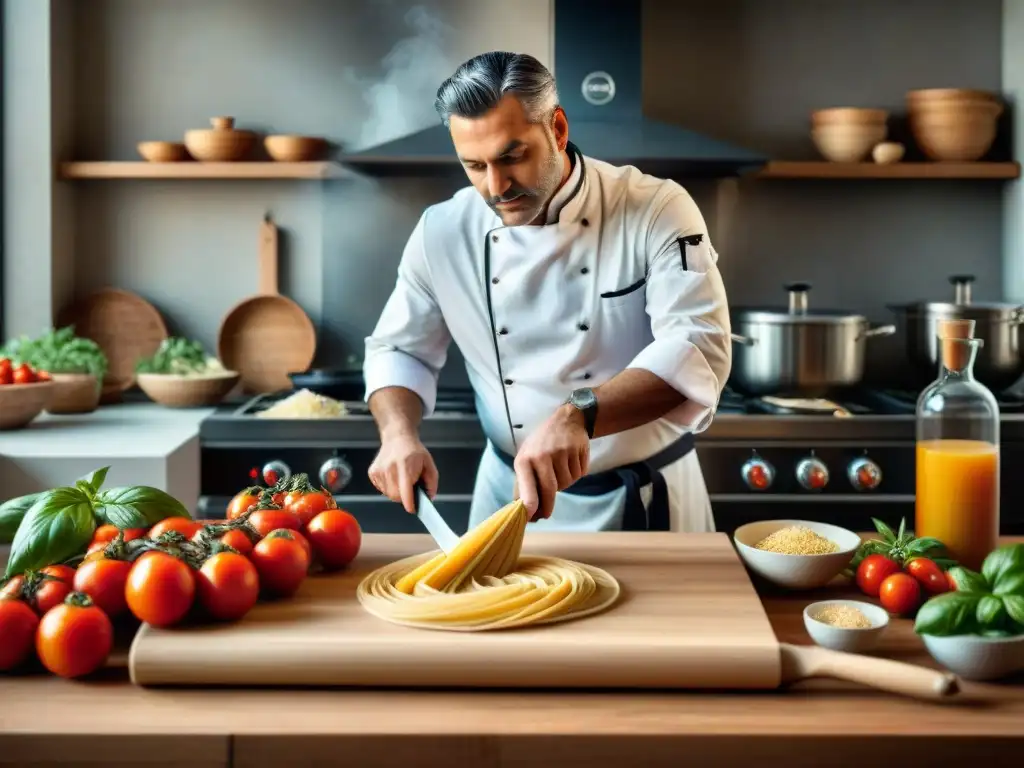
(914, 544, 1024, 638)
(845, 516, 955, 577)
(3, 465, 190, 578)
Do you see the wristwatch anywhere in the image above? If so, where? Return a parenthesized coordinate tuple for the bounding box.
(566, 387, 598, 438)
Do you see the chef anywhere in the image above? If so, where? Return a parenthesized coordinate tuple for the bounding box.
(363, 51, 732, 533)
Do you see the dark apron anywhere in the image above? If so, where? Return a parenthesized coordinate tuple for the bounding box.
(490, 434, 695, 531)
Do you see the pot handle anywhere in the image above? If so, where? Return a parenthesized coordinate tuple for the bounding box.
(857, 324, 896, 341)
(730, 333, 758, 347)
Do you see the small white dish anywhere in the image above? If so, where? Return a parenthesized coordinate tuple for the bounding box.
(921, 632, 1024, 681)
(733, 519, 861, 589)
(803, 599, 889, 653)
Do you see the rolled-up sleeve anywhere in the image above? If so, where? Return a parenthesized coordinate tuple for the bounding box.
(626, 190, 732, 433)
(363, 213, 452, 416)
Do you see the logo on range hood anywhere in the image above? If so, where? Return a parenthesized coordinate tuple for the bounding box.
(340, 0, 767, 177)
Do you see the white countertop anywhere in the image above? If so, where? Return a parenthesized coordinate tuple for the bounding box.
(0, 402, 214, 459)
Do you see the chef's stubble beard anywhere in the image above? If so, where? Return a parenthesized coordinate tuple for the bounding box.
(489, 133, 564, 226)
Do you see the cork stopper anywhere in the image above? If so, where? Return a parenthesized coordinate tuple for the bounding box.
(937, 318, 975, 370)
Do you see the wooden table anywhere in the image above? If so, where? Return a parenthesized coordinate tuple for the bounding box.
(2, 537, 1022, 768)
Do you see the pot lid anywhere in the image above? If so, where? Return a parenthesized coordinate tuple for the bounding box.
(890, 274, 1024, 316)
(732, 282, 865, 325)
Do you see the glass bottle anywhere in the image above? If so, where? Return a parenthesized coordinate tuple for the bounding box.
(915, 318, 1000, 572)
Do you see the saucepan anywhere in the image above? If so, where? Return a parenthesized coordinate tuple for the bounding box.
(729, 282, 896, 397)
(888, 274, 1024, 392)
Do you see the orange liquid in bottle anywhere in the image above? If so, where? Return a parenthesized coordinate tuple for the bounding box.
(915, 439, 999, 572)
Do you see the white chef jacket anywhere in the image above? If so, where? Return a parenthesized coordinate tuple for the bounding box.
(364, 145, 732, 533)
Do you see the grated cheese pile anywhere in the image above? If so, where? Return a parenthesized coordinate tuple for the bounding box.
(257, 389, 349, 419)
(813, 603, 872, 629)
(753, 525, 839, 555)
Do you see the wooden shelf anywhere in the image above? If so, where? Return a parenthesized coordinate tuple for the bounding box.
(755, 161, 1021, 179)
(58, 161, 348, 180)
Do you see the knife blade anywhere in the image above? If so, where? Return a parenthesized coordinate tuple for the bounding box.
(413, 481, 460, 554)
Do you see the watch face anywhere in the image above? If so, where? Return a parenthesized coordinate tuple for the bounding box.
(570, 388, 596, 409)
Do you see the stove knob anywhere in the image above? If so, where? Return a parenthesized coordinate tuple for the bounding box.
(319, 457, 353, 493)
(261, 460, 291, 487)
(848, 457, 882, 491)
(741, 457, 775, 491)
(796, 457, 829, 491)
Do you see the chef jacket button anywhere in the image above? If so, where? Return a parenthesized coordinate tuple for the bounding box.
(581, 218, 589, 227)
(580, 267, 589, 275)
(513, 423, 523, 429)
(504, 378, 513, 386)
(491, 277, 499, 284)
(579, 323, 589, 331)
(498, 327, 508, 335)
(492, 235, 499, 243)
(583, 372, 592, 380)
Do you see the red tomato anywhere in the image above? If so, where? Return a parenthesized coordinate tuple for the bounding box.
(856, 553, 901, 597)
(91, 525, 146, 547)
(125, 552, 196, 627)
(248, 508, 301, 538)
(219, 528, 255, 556)
(1, 566, 74, 615)
(305, 509, 362, 570)
(197, 552, 260, 621)
(250, 531, 310, 597)
(905, 557, 950, 596)
(227, 488, 262, 521)
(947, 570, 958, 591)
(35, 592, 113, 678)
(13, 363, 36, 384)
(0, 366, 11, 385)
(43, 564, 76, 583)
(36, 370, 51, 381)
(879, 572, 922, 616)
(73, 558, 133, 617)
(288, 490, 337, 527)
(149, 517, 202, 540)
(0, 598, 39, 670)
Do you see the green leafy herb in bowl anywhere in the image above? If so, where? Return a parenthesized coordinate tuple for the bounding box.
(0, 326, 109, 414)
(135, 337, 239, 407)
(914, 544, 1024, 681)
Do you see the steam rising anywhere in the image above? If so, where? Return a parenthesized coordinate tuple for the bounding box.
(347, 5, 455, 149)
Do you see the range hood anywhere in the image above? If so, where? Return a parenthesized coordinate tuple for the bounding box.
(340, 0, 768, 177)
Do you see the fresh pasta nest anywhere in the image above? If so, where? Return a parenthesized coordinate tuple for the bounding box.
(356, 499, 621, 631)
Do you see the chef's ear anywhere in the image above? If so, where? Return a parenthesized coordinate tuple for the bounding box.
(551, 106, 569, 151)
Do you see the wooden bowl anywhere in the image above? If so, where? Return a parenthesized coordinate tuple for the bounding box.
(811, 107, 888, 126)
(0, 381, 54, 430)
(136, 371, 240, 408)
(137, 141, 189, 163)
(47, 373, 101, 414)
(184, 117, 256, 162)
(910, 112, 999, 161)
(906, 88, 1000, 108)
(264, 135, 328, 162)
(872, 141, 905, 164)
(811, 123, 887, 162)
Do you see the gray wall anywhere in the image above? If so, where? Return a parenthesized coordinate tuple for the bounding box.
(3, 0, 1017, 391)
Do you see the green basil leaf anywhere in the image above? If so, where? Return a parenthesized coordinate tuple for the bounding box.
(993, 571, 1024, 597)
(1002, 595, 1024, 625)
(914, 591, 981, 636)
(0, 492, 44, 544)
(906, 537, 946, 555)
(872, 517, 896, 543)
(896, 517, 906, 542)
(95, 486, 190, 527)
(948, 566, 989, 594)
(5, 489, 96, 577)
(977, 595, 1007, 628)
(981, 628, 1013, 638)
(76, 466, 109, 493)
(982, 544, 1024, 591)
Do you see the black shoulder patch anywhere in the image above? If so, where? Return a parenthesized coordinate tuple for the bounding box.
(677, 234, 704, 270)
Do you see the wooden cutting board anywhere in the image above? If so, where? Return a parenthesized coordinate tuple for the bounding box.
(128, 533, 957, 700)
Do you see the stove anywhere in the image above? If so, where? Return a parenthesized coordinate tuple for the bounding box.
(697, 387, 1024, 536)
(197, 384, 1024, 538)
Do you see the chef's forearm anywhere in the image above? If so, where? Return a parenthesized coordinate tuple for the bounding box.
(368, 386, 424, 440)
(574, 368, 687, 438)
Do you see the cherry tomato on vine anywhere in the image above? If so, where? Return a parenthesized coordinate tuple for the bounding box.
(197, 551, 260, 622)
(73, 558, 133, 617)
(305, 508, 362, 570)
(0, 598, 39, 671)
(251, 530, 310, 597)
(125, 552, 196, 627)
(35, 592, 113, 678)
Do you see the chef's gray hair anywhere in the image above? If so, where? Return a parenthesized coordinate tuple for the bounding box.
(435, 52, 559, 127)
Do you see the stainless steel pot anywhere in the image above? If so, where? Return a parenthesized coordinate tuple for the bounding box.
(730, 282, 895, 396)
(889, 275, 1024, 391)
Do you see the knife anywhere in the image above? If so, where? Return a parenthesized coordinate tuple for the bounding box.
(413, 481, 461, 554)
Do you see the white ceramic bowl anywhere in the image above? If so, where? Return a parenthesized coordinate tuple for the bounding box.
(921, 633, 1024, 682)
(733, 519, 861, 589)
(803, 599, 889, 653)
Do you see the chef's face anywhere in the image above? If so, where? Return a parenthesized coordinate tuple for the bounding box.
(450, 95, 569, 226)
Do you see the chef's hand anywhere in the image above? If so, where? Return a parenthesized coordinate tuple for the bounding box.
(368, 431, 439, 514)
(512, 405, 590, 521)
